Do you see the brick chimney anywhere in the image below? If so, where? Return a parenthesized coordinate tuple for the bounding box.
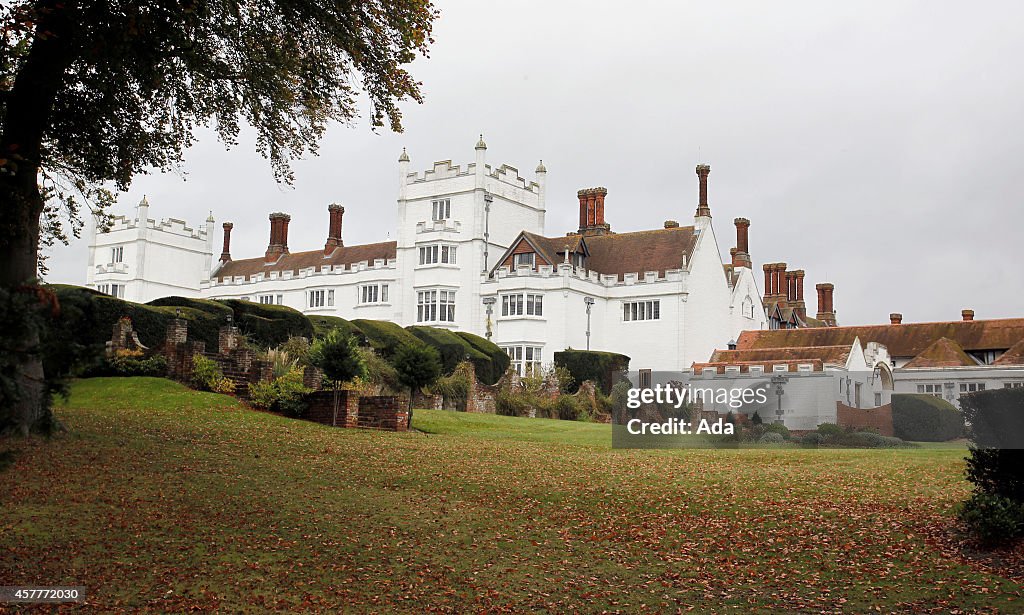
(962, 309, 975, 322)
(577, 187, 611, 236)
(695, 164, 711, 217)
(890, 313, 903, 325)
(732, 218, 751, 268)
(816, 283, 836, 326)
(265, 212, 291, 263)
(325, 204, 345, 255)
(220, 222, 233, 263)
(791, 269, 806, 321)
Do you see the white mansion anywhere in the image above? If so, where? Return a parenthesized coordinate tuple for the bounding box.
(88, 138, 852, 374)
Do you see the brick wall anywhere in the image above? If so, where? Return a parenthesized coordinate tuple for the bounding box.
(357, 396, 409, 431)
(836, 402, 894, 437)
(305, 390, 360, 428)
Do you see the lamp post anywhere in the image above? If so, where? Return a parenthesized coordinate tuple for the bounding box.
(771, 374, 788, 424)
(482, 297, 496, 340)
(584, 296, 595, 351)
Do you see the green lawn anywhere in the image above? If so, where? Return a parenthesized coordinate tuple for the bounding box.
(1, 378, 1020, 612)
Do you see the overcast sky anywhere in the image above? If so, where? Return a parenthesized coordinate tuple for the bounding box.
(45, 0, 1024, 326)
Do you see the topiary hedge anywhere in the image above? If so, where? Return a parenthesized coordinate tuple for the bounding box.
(406, 326, 505, 385)
(455, 331, 510, 384)
(351, 319, 421, 358)
(215, 299, 314, 347)
(308, 315, 365, 342)
(891, 393, 964, 442)
(553, 350, 630, 395)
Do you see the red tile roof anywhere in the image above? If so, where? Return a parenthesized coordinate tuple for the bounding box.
(737, 318, 1024, 358)
(902, 337, 978, 368)
(709, 345, 852, 366)
(993, 338, 1024, 366)
(214, 241, 397, 281)
(691, 359, 825, 373)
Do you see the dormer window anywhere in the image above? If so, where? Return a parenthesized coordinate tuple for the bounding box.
(514, 252, 535, 268)
(432, 199, 451, 221)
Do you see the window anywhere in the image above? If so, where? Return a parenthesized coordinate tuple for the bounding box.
(917, 384, 944, 399)
(514, 252, 535, 268)
(360, 284, 389, 304)
(742, 297, 754, 319)
(623, 300, 661, 321)
(419, 244, 457, 265)
(503, 345, 543, 376)
(258, 294, 275, 305)
(417, 289, 456, 323)
(959, 382, 986, 398)
(501, 293, 543, 317)
(276, 294, 283, 305)
(97, 283, 124, 299)
(1006, 382, 1024, 389)
(432, 198, 451, 221)
(638, 369, 653, 389)
(110, 246, 124, 264)
(309, 289, 326, 308)
(874, 392, 882, 407)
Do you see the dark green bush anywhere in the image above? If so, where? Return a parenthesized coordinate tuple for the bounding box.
(351, 319, 421, 358)
(391, 343, 442, 398)
(406, 326, 504, 384)
(962, 388, 1024, 450)
(965, 448, 1024, 504)
(217, 299, 314, 348)
(891, 394, 964, 442)
(248, 368, 311, 417)
(309, 329, 367, 385)
(957, 493, 1024, 546)
(454, 331, 510, 384)
(106, 355, 168, 377)
(553, 350, 630, 395)
(308, 315, 365, 342)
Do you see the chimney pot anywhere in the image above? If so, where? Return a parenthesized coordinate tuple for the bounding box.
(325, 203, 345, 254)
(695, 164, 711, 217)
(577, 187, 611, 235)
(962, 309, 975, 322)
(220, 222, 233, 263)
(664, 220, 679, 228)
(890, 313, 903, 325)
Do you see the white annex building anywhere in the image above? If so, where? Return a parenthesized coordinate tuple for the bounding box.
(87, 138, 786, 373)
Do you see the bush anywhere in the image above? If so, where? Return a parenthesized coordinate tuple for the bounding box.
(277, 337, 312, 366)
(957, 493, 1024, 546)
(428, 361, 473, 409)
(964, 449, 1024, 503)
(406, 326, 506, 385)
(551, 395, 586, 421)
(351, 319, 421, 358)
(846, 431, 909, 449)
(816, 422, 846, 438)
(248, 368, 311, 417)
(218, 299, 314, 348)
(962, 388, 1024, 450)
(190, 355, 234, 394)
(891, 394, 964, 442)
(309, 329, 367, 385)
(359, 348, 403, 395)
(391, 343, 442, 405)
(553, 350, 630, 395)
(496, 388, 530, 417)
(800, 432, 824, 446)
(106, 354, 168, 377)
(759, 432, 785, 444)
(308, 315, 366, 342)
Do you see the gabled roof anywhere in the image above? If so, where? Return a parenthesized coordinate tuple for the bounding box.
(736, 318, 1024, 357)
(492, 226, 698, 280)
(709, 345, 852, 366)
(214, 241, 397, 281)
(903, 337, 978, 368)
(993, 338, 1024, 366)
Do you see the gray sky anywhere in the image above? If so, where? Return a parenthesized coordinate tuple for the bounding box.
(45, 0, 1024, 326)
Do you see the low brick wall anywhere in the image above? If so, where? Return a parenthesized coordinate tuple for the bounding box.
(305, 390, 360, 428)
(836, 402, 894, 437)
(303, 392, 408, 431)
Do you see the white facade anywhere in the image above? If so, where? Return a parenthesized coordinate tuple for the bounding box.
(86, 197, 215, 302)
(85, 140, 769, 372)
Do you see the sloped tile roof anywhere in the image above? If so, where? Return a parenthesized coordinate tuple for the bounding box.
(582, 227, 697, 279)
(709, 345, 852, 366)
(214, 241, 397, 281)
(993, 338, 1024, 366)
(737, 318, 1024, 358)
(902, 337, 978, 368)
(691, 359, 825, 373)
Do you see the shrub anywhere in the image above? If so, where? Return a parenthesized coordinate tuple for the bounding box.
(751, 411, 763, 426)
(309, 329, 367, 386)
(961, 388, 1024, 451)
(957, 493, 1024, 546)
(496, 389, 530, 417)
(846, 431, 909, 449)
(759, 432, 785, 444)
(762, 422, 791, 439)
(553, 350, 630, 395)
(428, 361, 473, 409)
(891, 394, 964, 442)
(277, 337, 312, 366)
(964, 449, 1024, 503)
(800, 432, 824, 446)
(816, 422, 846, 438)
(406, 326, 506, 385)
(351, 319, 421, 358)
(190, 355, 234, 394)
(359, 348, 403, 395)
(248, 368, 311, 417)
(392, 343, 442, 407)
(106, 354, 168, 377)
(552, 395, 586, 421)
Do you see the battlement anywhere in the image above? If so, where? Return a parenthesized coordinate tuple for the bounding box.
(206, 257, 397, 287)
(103, 213, 210, 240)
(490, 263, 687, 288)
(405, 159, 540, 194)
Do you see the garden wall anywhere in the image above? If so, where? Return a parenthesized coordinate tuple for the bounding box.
(836, 402, 894, 437)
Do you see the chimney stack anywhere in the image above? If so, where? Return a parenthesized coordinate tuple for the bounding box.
(962, 309, 975, 322)
(816, 283, 836, 326)
(325, 204, 345, 254)
(265, 212, 291, 263)
(577, 187, 611, 236)
(732, 218, 751, 268)
(792, 269, 806, 320)
(695, 164, 711, 217)
(890, 313, 903, 325)
(220, 222, 233, 263)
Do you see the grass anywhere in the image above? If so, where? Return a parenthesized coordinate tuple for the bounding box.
(0, 377, 1021, 612)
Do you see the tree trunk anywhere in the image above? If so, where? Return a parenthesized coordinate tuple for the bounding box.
(0, 2, 78, 434)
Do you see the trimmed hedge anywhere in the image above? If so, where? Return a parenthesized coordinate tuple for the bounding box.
(891, 394, 964, 442)
(147, 296, 232, 318)
(308, 315, 365, 342)
(406, 326, 504, 385)
(554, 350, 630, 395)
(217, 299, 314, 347)
(455, 331, 510, 384)
(351, 319, 421, 358)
